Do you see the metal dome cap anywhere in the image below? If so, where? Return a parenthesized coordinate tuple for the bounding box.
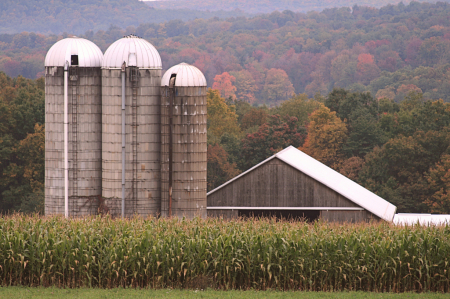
(161, 63, 207, 87)
(102, 35, 162, 69)
(45, 37, 103, 68)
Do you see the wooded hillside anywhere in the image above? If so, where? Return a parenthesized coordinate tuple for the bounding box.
(0, 0, 248, 34)
(2, 2, 450, 102)
(148, 0, 449, 14)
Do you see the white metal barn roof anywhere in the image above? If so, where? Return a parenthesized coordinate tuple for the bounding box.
(207, 146, 398, 222)
(45, 37, 103, 67)
(102, 34, 162, 69)
(393, 213, 450, 226)
(161, 63, 207, 87)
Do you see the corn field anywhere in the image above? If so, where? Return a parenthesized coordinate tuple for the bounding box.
(0, 214, 449, 292)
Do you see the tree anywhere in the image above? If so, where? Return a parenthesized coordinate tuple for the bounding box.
(212, 72, 237, 100)
(207, 144, 240, 191)
(356, 53, 380, 85)
(272, 93, 320, 126)
(424, 155, 450, 214)
(359, 130, 450, 213)
(240, 107, 268, 131)
(16, 123, 45, 213)
(262, 68, 294, 104)
(305, 51, 336, 97)
(331, 51, 357, 88)
(340, 156, 365, 182)
(325, 88, 377, 124)
(419, 37, 450, 66)
(300, 104, 348, 170)
(230, 70, 257, 104)
(0, 74, 45, 213)
(19, 123, 44, 193)
(343, 111, 387, 158)
(395, 84, 422, 102)
(241, 115, 305, 170)
(207, 89, 241, 144)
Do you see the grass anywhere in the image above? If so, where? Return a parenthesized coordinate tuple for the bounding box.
(0, 287, 450, 299)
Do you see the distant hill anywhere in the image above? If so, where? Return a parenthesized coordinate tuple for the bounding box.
(2, 1, 450, 102)
(0, 0, 249, 34)
(147, 0, 450, 14)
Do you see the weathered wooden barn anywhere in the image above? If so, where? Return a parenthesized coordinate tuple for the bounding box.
(207, 146, 397, 222)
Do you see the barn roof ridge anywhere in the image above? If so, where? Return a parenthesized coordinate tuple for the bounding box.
(207, 146, 397, 222)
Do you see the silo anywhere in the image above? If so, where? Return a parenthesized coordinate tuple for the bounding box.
(161, 63, 207, 219)
(102, 35, 162, 217)
(44, 37, 103, 217)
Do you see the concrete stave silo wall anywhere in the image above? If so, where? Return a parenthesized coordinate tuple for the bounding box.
(161, 86, 207, 219)
(102, 68, 161, 217)
(45, 66, 102, 216)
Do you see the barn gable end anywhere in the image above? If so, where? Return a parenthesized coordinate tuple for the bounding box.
(207, 146, 396, 222)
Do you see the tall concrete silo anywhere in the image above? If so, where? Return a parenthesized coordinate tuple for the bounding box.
(161, 63, 207, 219)
(102, 35, 162, 217)
(44, 37, 103, 217)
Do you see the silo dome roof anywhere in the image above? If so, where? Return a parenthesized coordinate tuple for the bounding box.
(102, 35, 162, 69)
(45, 37, 103, 67)
(161, 63, 207, 87)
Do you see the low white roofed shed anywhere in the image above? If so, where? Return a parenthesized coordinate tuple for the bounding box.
(393, 213, 450, 226)
(207, 146, 397, 222)
(161, 63, 207, 87)
(45, 37, 103, 67)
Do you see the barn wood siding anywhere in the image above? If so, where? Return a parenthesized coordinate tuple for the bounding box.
(207, 158, 379, 222)
(321, 210, 379, 223)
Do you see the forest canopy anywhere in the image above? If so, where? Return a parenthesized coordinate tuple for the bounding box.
(2, 2, 450, 102)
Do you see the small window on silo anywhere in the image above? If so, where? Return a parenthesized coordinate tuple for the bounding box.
(71, 55, 79, 66)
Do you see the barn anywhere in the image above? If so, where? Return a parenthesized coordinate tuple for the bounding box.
(207, 146, 397, 222)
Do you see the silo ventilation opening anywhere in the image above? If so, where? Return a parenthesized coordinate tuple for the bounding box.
(71, 55, 78, 66)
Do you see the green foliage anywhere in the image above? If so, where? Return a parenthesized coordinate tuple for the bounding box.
(343, 113, 387, 158)
(271, 93, 320, 126)
(359, 130, 450, 213)
(0, 73, 44, 213)
(1, 215, 450, 292)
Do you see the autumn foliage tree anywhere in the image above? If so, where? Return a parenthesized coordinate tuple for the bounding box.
(230, 70, 257, 104)
(240, 107, 268, 131)
(262, 68, 295, 104)
(207, 144, 241, 191)
(424, 155, 450, 214)
(300, 104, 348, 170)
(212, 72, 237, 100)
(207, 89, 241, 144)
(356, 53, 380, 85)
(241, 114, 305, 170)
